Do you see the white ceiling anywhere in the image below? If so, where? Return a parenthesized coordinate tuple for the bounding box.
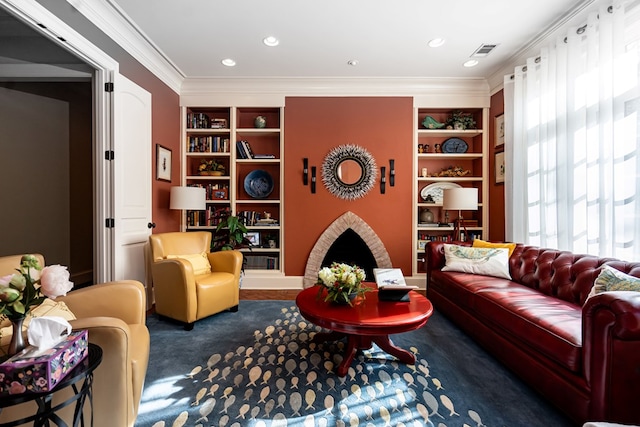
(108, 0, 589, 82)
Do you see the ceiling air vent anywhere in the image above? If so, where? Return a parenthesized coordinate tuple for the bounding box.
(471, 44, 499, 57)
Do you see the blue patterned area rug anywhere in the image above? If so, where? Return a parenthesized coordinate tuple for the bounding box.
(135, 300, 573, 427)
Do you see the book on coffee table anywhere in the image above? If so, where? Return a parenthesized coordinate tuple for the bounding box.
(373, 269, 418, 302)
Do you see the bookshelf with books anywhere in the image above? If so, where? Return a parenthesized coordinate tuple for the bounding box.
(181, 106, 284, 276)
(413, 107, 489, 275)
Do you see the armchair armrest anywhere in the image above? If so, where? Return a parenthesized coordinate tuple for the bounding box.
(59, 280, 146, 325)
(207, 250, 243, 280)
(583, 291, 640, 421)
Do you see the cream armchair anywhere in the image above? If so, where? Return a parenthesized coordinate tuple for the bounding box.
(149, 231, 243, 330)
(0, 254, 150, 427)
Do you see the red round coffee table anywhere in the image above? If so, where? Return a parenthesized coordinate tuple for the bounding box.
(296, 284, 433, 376)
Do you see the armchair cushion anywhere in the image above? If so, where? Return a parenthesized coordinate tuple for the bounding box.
(167, 252, 211, 275)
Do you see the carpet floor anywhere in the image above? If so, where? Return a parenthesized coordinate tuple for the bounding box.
(134, 300, 575, 427)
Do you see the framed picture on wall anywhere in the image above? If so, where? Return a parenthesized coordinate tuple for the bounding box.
(495, 151, 505, 184)
(495, 114, 505, 148)
(156, 145, 172, 182)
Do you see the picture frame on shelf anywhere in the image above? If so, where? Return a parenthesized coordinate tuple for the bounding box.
(495, 151, 505, 184)
(156, 144, 172, 182)
(495, 114, 505, 148)
(213, 188, 228, 200)
(245, 231, 260, 246)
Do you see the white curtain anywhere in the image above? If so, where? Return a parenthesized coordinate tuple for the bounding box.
(505, 0, 640, 260)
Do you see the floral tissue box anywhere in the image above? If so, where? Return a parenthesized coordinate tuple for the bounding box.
(0, 329, 88, 396)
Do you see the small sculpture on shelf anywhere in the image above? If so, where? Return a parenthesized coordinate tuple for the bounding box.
(436, 165, 471, 177)
(421, 115, 445, 129)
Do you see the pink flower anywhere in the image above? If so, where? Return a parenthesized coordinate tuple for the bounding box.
(8, 381, 26, 395)
(39, 265, 73, 299)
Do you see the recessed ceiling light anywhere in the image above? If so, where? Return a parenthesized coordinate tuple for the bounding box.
(347, 60, 359, 66)
(263, 36, 279, 47)
(221, 58, 236, 67)
(428, 38, 445, 48)
(463, 59, 479, 67)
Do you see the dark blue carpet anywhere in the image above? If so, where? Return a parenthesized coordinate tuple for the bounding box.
(134, 300, 574, 427)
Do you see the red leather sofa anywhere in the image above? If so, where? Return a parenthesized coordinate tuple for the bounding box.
(425, 241, 640, 425)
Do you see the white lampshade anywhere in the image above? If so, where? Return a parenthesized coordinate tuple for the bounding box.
(442, 188, 478, 211)
(170, 186, 206, 210)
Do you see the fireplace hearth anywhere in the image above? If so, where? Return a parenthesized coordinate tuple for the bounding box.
(303, 211, 392, 287)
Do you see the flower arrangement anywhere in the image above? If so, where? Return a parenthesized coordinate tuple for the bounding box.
(316, 262, 367, 305)
(0, 255, 73, 319)
(445, 110, 476, 130)
(199, 159, 225, 175)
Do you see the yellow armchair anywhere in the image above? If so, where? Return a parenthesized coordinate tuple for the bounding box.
(148, 231, 242, 330)
(0, 254, 150, 427)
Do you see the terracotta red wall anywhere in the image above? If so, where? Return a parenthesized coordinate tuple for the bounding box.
(489, 90, 506, 241)
(284, 97, 414, 277)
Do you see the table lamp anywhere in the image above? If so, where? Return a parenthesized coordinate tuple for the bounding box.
(442, 188, 478, 241)
(170, 186, 206, 225)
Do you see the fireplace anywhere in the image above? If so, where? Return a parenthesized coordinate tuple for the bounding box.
(303, 211, 392, 287)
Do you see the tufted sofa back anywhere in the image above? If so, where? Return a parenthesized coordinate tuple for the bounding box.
(508, 245, 640, 306)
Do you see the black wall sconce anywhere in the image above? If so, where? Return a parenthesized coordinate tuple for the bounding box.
(389, 159, 395, 187)
(380, 166, 386, 194)
(311, 166, 316, 194)
(303, 158, 308, 185)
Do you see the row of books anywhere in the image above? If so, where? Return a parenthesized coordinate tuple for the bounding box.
(186, 206, 230, 227)
(236, 140, 276, 159)
(238, 210, 278, 226)
(188, 136, 230, 153)
(187, 113, 228, 129)
(244, 255, 279, 270)
(188, 183, 229, 200)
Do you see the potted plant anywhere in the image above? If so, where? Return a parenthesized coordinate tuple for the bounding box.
(445, 111, 476, 130)
(211, 213, 253, 252)
(199, 159, 226, 176)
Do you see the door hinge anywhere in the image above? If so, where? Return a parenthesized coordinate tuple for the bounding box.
(105, 218, 115, 228)
(104, 82, 114, 92)
(105, 150, 114, 160)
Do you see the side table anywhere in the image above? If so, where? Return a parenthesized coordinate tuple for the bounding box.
(0, 343, 103, 427)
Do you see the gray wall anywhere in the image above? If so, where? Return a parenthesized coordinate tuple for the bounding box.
(0, 86, 70, 264)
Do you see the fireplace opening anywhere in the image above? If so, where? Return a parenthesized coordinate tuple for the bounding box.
(321, 229, 378, 281)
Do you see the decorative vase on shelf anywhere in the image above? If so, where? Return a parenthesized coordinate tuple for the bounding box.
(254, 116, 266, 128)
(7, 316, 26, 357)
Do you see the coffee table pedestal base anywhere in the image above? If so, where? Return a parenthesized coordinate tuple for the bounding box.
(313, 331, 415, 377)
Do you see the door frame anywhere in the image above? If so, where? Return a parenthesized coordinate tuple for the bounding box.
(1, 0, 118, 282)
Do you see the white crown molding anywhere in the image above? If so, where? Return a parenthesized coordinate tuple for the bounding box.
(180, 77, 491, 107)
(66, 0, 184, 94)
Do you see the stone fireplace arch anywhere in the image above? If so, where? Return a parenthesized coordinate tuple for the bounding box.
(303, 211, 393, 287)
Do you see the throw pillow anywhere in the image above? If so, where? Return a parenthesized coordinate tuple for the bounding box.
(472, 238, 517, 257)
(586, 265, 640, 302)
(442, 244, 512, 279)
(167, 253, 212, 275)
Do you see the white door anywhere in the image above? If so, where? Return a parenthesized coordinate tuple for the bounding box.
(112, 73, 152, 284)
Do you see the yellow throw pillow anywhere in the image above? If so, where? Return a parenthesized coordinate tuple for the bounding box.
(472, 238, 517, 257)
(167, 253, 212, 275)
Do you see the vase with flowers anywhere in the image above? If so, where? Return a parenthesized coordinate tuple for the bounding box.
(0, 255, 74, 356)
(316, 262, 368, 306)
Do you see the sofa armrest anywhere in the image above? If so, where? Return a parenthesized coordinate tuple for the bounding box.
(583, 291, 640, 421)
(60, 280, 146, 325)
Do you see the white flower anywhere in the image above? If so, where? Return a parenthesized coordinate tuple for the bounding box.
(318, 267, 336, 287)
(39, 265, 73, 299)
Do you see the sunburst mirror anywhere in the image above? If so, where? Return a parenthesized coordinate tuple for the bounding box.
(321, 144, 377, 200)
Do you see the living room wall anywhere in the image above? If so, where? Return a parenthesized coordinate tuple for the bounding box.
(283, 97, 414, 277)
